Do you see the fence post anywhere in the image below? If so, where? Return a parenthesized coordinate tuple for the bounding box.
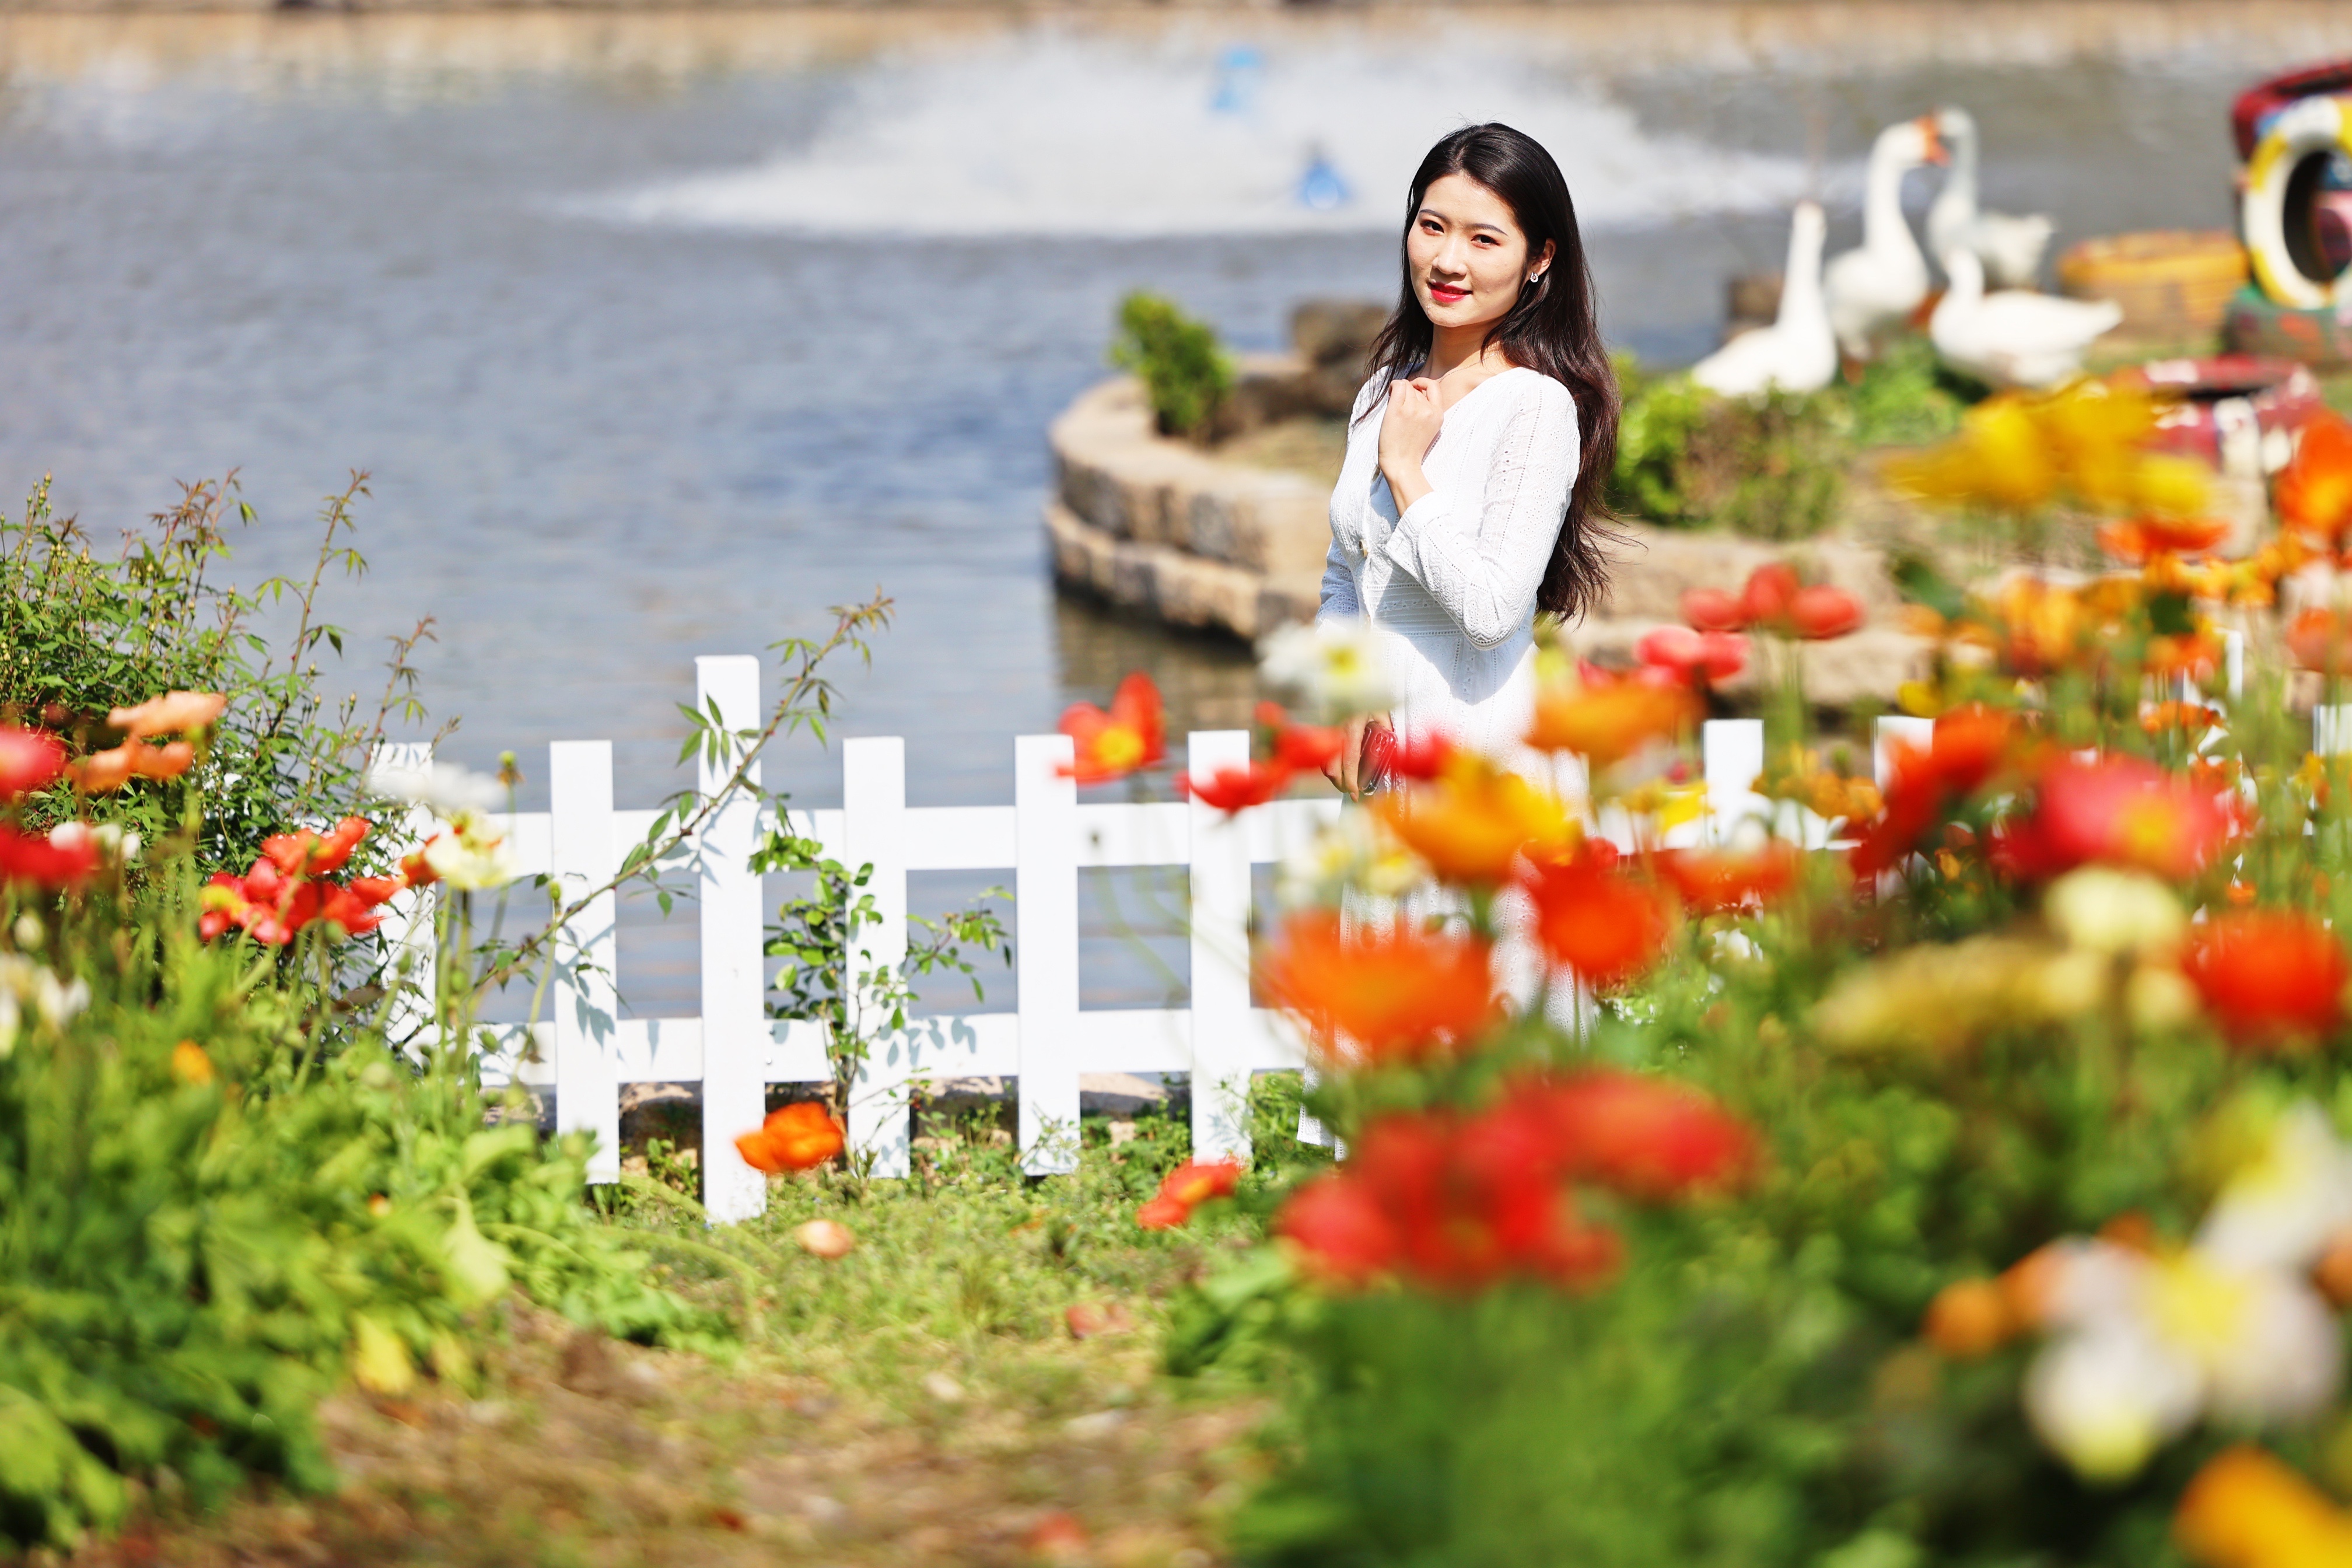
(2319, 706, 2352, 755)
(842, 737, 911, 1177)
(1015, 733, 1080, 1175)
(696, 657, 766, 1223)
(1188, 730, 1254, 1164)
(1701, 719, 1766, 845)
(1874, 715, 1935, 786)
(371, 740, 439, 1055)
(550, 740, 621, 1185)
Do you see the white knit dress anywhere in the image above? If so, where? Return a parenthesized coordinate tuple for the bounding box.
(1317, 365, 1583, 761)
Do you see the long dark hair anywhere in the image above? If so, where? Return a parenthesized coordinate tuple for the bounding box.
(1362, 123, 1620, 620)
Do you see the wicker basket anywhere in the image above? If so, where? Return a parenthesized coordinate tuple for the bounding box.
(2057, 230, 2251, 337)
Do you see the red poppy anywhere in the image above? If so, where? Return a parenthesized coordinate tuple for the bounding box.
(1523, 852, 1675, 988)
(1527, 1071, 1758, 1201)
(2182, 909, 2350, 1051)
(1788, 584, 1863, 640)
(1360, 724, 1454, 787)
(1681, 586, 1746, 632)
(1650, 842, 1803, 914)
(1740, 562, 1801, 629)
(1178, 761, 1293, 814)
(1058, 673, 1166, 784)
(1276, 1106, 1621, 1293)
(1849, 705, 2022, 878)
(2014, 755, 2228, 883)
(1135, 1195, 1190, 1230)
(735, 1101, 845, 1174)
(1275, 1171, 1404, 1284)
(261, 815, 372, 878)
(0, 824, 100, 890)
(1636, 626, 1748, 685)
(1255, 702, 1346, 772)
(1258, 910, 1497, 1065)
(318, 877, 399, 937)
(0, 728, 65, 799)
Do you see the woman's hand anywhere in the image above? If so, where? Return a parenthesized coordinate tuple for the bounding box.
(1377, 377, 1442, 513)
(1322, 715, 1371, 799)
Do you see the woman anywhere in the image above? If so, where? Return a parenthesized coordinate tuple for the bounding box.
(1318, 123, 1619, 796)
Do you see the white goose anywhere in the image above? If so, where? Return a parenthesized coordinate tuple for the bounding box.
(1930, 247, 2120, 388)
(1692, 201, 1836, 398)
(1926, 106, 2056, 289)
(1825, 116, 1946, 362)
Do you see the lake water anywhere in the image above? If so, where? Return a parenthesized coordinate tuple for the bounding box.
(3, 3, 2348, 1012)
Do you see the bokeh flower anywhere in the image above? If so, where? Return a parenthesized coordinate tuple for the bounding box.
(1259, 618, 1395, 722)
(1524, 850, 1675, 988)
(2275, 411, 2352, 553)
(1635, 625, 1748, 686)
(1650, 842, 1803, 914)
(736, 1101, 844, 1174)
(1136, 1159, 1244, 1230)
(1258, 910, 1496, 1065)
(0, 825, 100, 890)
(2175, 1447, 2352, 1568)
(2182, 911, 2349, 1051)
(69, 740, 193, 792)
(107, 690, 226, 740)
(1178, 761, 1292, 814)
(1524, 668, 1698, 769)
(1058, 672, 1165, 784)
(1373, 751, 1576, 886)
(0, 728, 65, 799)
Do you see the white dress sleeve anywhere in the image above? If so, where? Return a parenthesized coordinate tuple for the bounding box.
(1378, 380, 1581, 650)
(1317, 373, 1392, 625)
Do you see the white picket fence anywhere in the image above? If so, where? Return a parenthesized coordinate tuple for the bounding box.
(382, 644, 2291, 1226)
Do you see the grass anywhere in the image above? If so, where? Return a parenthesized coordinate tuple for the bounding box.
(61, 1080, 1329, 1568)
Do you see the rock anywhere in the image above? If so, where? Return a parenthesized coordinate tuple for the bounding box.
(922, 1372, 967, 1404)
(1078, 1071, 1165, 1116)
(1290, 299, 1388, 369)
(1063, 1409, 1129, 1440)
(793, 1220, 856, 1261)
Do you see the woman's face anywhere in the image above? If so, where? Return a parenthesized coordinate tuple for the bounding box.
(1406, 172, 1556, 334)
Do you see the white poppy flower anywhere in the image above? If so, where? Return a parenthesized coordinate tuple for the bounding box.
(1259, 619, 1395, 723)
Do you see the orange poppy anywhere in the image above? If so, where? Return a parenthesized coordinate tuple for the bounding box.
(2174, 1446, 2352, 1568)
(1525, 671, 1698, 769)
(1258, 910, 1497, 1064)
(2182, 909, 2350, 1051)
(1058, 672, 1166, 783)
(2277, 412, 2352, 550)
(262, 815, 372, 877)
(1523, 853, 1675, 988)
(2096, 515, 2232, 563)
(735, 1101, 845, 1174)
(1650, 842, 1803, 914)
(1373, 752, 1576, 886)
(2287, 607, 2352, 674)
(69, 740, 193, 793)
(108, 690, 227, 740)
(1135, 1158, 1245, 1230)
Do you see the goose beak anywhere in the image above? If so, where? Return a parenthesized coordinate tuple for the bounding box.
(1918, 116, 1950, 166)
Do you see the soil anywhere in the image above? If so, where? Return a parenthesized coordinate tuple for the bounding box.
(65, 1303, 1265, 1568)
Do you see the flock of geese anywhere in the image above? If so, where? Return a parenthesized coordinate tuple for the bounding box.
(1693, 107, 2123, 398)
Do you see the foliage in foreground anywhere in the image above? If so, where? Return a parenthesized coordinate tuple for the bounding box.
(1166, 382, 2352, 1566)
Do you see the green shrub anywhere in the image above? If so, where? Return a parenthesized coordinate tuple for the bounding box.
(0, 475, 432, 874)
(1610, 359, 1844, 539)
(1110, 292, 1234, 441)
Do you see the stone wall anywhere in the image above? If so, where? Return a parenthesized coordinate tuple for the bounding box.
(1045, 370, 1329, 642)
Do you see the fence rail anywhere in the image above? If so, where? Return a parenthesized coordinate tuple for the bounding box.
(386, 650, 2267, 1225)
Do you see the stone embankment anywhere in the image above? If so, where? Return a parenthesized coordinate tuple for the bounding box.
(1046, 369, 1930, 705)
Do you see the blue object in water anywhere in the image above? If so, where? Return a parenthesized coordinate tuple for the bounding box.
(1297, 152, 1350, 211)
(1210, 45, 1264, 115)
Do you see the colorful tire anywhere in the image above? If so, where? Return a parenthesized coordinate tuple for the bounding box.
(2244, 94, 2352, 309)
(2223, 284, 2352, 368)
